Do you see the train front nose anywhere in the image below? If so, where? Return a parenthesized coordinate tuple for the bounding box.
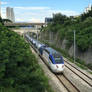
(56, 64, 64, 69)
(54, 64, 64, 73)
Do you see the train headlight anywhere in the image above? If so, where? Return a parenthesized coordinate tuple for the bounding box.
(56, 65, 59, 68)
(62, 65, 64, 68)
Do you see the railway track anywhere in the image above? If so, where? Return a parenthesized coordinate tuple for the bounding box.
(29, 41, 80, 92)
(56, 74, 80, 92)
(64, 59, 92, 80)
(64, 60, 92, 87)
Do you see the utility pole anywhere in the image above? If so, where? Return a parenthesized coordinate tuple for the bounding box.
(49, 31, 52, 43)
(37, 30, 38, 41)
(36, 25, 38, 41)
(74, 30, 76, 63)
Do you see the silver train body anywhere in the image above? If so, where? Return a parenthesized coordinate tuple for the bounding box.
(25, 34, 64, 73)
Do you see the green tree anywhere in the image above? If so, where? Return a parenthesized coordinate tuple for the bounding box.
(53, 13, 68, 25)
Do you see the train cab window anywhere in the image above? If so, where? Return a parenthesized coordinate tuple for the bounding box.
(54, 57, 64, 64)
(53, 53, 64, 64)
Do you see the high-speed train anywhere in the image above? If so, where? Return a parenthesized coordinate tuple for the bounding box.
(42, 47, 64, 73)
(25, 34, 64, 73)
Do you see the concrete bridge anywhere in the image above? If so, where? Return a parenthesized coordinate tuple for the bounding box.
(5, 22, 45, 28)
(13, 27, 40, 36)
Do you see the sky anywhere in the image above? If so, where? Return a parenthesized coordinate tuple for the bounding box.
(1, 0, 91, 23)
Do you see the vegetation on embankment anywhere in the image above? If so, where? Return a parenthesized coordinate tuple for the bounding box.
(43, 10, 92, 52)
(0, 18, 53, 92)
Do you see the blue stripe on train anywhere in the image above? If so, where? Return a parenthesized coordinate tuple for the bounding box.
(49, 54, 56, 64)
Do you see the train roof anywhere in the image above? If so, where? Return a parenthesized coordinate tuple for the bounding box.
(45, 47, 57, 54)
(45, 47, 62, 57)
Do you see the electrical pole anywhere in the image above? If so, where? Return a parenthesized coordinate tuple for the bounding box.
(36, 25, 38, 41)
(74, 30, 76, 63)
(37, 30, 38, 41)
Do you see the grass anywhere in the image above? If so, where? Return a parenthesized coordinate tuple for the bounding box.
(88, 71, 92, 74)
(76, 63, 87, 70)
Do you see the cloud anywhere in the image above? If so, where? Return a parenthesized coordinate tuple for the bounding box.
(15, 6, 50, 10)
(16, 18, 42, 23)
(62, 10, 79, 16)
(14, 6, 52, 23)
(49, 10, 79, 16)
(1, 6, 80, 23)
(1, 2, 8, 5)
(1, 7, 6, 18)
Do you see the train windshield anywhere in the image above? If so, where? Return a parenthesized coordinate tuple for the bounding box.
(54, 57, 64, 64)
(52, 53, 64, 64)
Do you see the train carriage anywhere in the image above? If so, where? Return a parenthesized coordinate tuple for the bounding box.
(25, 33, 64, 73)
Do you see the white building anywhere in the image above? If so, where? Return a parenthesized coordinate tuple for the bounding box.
(6, 7, 15, 22)
(11, 8, 15, 22)
(84, 4, 92, 13)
